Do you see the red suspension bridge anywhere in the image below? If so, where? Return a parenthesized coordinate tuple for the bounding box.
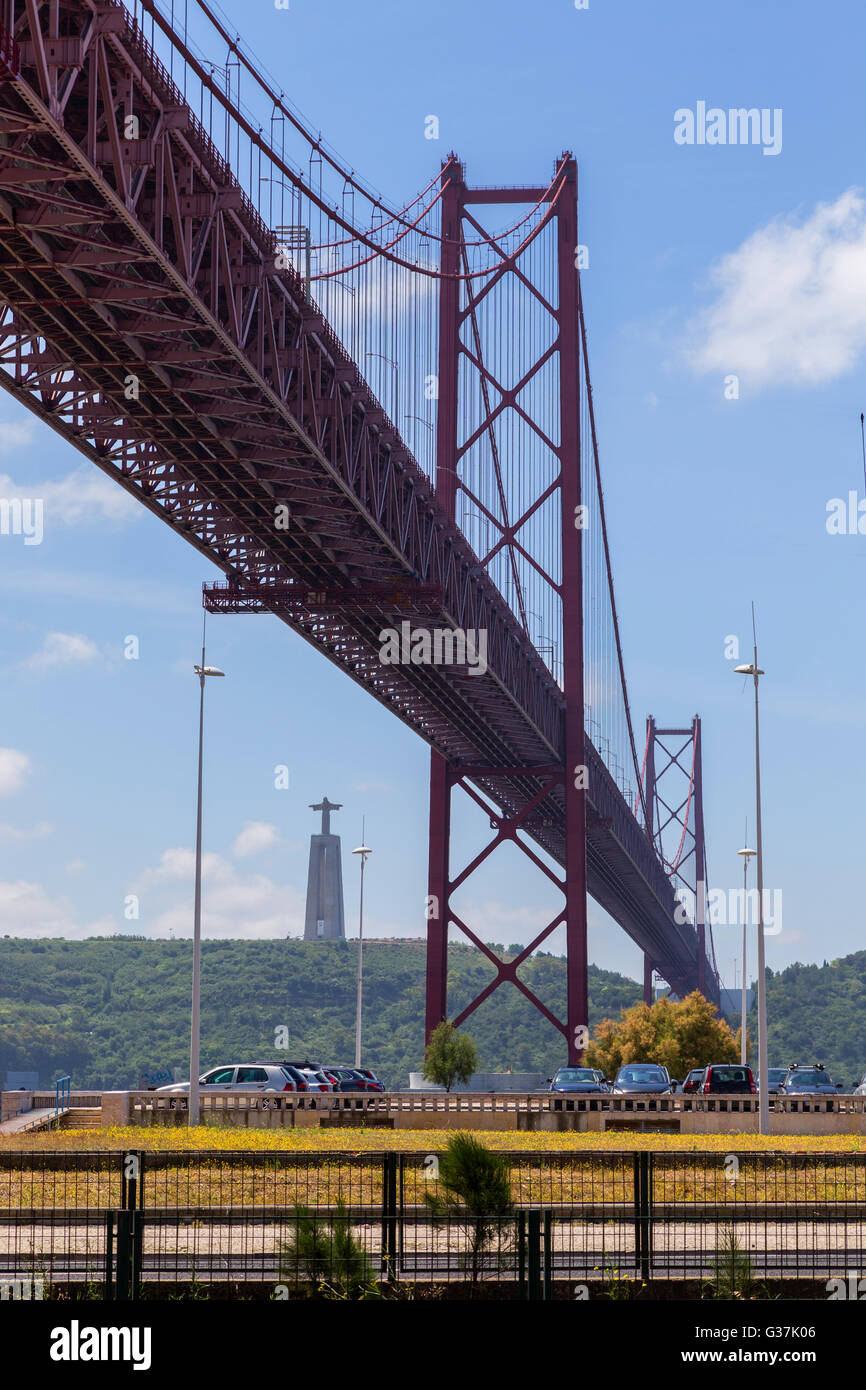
(0, 0, 719, 1060)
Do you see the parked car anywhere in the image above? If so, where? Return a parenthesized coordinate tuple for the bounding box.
(611, 1063, 676, 1095)
(299, 1069, 337, 1093)
(699, 1063, 756, 1095)
(156, 1063, 299, 1107)
(547, 1066, 609, 1095)
(681, 1068, 706, 1094)
(755, 1067, 787, 1092)
(352, 1067, 385, 1091)
(323, 1066, 384, 1093)
(777, 1063, 842, 1095)
(257, 1062, 331, 1093)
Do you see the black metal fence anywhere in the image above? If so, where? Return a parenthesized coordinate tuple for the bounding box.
(1, 1149, 864, 1297)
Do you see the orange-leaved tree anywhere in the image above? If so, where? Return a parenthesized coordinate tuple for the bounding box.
(585, 991, 738, 1080)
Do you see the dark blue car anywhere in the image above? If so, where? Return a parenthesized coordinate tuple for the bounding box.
(612, 1063, 675, 1095)
(777, 1064, 842, 1096)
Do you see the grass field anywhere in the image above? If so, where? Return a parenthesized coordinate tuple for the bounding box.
(3, 1126, 866, 1153)
(2, 1127, 866, 1209)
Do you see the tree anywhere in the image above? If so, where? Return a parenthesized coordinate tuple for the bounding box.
(422, 1021, 477, 1091)
(585, 991, 738, 1080)
(425, 1133, 512, 1283)
(279, 1199, 376, 1298)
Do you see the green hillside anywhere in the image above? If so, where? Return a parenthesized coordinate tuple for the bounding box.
(747, 953, 866, 1089)
(6, 938, 862, 1092)
(0, 937, 641, 1089)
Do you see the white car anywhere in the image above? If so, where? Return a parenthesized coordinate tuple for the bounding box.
(156, 1063, 298, 1107)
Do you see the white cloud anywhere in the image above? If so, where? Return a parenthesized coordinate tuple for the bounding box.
(0, 420, 34, 451)
(0, 852, 303, 939)
(0, 464, 138, 526)
(0, 747, 30, 796)
(142, 847, 230, 884)
(25, 632, 100, 670)
(0, 879, 115, 937)
(232, 821, 280, 858)
(0, 821, 52, 842)
(685, 189, 866, 388)
(136, 844, 303, 937)
(149, 876, 302, 939)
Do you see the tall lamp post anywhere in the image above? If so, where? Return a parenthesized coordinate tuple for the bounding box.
(735, 628, 768, 1134)
(737, 842, 756, 1066)
(189, 626, 224, 1127)
(351, 834, 372, 1069)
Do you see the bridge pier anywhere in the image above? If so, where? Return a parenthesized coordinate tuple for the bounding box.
(423, 157, 589, 1061)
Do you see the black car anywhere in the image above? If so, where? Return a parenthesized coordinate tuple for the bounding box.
(699, 1063, 756, 1095)
(324, 1066, 384, 1092)
(612, 1063, 676, 1095)
(547, 1066, 608, 1095)
(777, 1063, 842, 1096)
(351, 1067, 385, 1092)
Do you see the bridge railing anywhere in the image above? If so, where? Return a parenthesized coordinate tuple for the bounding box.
(118, 1089, 866, 1118)
(9, 1088, 866, 1125)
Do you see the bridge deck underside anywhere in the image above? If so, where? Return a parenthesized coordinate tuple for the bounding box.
(0, 1, 713, 999)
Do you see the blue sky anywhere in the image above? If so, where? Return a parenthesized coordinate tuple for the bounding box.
(2, 0, 865, 989)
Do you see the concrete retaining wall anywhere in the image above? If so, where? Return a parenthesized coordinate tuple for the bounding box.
(0, 1091, 31, 1123)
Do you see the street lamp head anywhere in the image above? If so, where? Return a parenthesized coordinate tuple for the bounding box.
(352, 844, 372, 857)
(738, 846, 756, 858)
(194, 665, 225, 677)
(734, 664, 764, 676)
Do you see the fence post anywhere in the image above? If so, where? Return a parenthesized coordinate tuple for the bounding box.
(543, 1209, 552, 1299)
(380, 1152, 397, 1277)
(104, 1211, 114, 1299)
(517, 1211, 526, 1296)
(633, 1151, 652, 1284)
(644, 1151, 653, 1282)
(397, 1153, 405, 1275)
(633, 1153, 641, 1276)
(527, 1210, 542, 1300)
(115, 1210, 132, 1301)
(127, 1151, 144, 1299)
(110, 1150, 144, 1300)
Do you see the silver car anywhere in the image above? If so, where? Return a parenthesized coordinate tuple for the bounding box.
(156, 1063, 297, 1108)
